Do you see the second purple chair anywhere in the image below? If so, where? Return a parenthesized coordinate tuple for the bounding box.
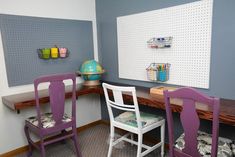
(164, 87, 220, 157)
(24, 73, 82, 157)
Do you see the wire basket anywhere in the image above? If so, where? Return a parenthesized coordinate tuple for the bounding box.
(37, 48, 69, 60)
(147, 37, 173, 48)
(146, 63, 170, 82)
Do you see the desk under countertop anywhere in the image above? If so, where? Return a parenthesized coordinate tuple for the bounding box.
(2, 82, 235, 126)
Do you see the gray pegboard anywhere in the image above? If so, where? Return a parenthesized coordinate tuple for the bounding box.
(0, 14, 94, 87)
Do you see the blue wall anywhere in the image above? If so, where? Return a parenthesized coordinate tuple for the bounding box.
(96, 0, 235, 99)
(0, 14, 94, 87)
(96, 0, 235, 140)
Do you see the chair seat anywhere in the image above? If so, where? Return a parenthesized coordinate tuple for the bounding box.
(175, 131, 234, 157)
(115, 111, 163, 128)
(26, 113, 72, 128)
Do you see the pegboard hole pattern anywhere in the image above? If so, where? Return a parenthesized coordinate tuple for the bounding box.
(117, 0, 213, 89)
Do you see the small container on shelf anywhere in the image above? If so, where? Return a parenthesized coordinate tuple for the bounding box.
(51, 47, 59, 58)
(146, 63, 170, 82)
(37, 48, 51, 59)
(59, 47, 69, 58)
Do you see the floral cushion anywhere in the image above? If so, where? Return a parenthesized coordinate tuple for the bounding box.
(175, 131, 234, 157)
(26, 113, 71, 128)
(232, 143, 235, 156)
(115, 111, 163, 128)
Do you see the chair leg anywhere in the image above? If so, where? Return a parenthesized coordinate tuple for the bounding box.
(72, 126, 82, 157)
(61, 130, 67, 144)
(161, 122, 165, 157)
(40, 138, 46, 157)
(24, 125, 33, 157)
(130, 133, 134, 146)
(137, 133, 143, 157)
(108, 125, 114, 157)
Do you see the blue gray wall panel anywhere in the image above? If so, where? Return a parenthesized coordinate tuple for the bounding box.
(96, 0, 235, 100)
(0, 14, 94, 86)
(96, 0, 235, 140)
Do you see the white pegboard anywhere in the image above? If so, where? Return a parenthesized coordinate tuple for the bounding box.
(117, 0, 213, 89)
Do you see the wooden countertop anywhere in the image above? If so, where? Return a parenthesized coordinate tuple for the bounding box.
(2, 84, 102, 112)
(2, 82, 235, 126)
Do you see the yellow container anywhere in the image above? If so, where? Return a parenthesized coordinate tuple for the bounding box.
(51, 47, 58, 58)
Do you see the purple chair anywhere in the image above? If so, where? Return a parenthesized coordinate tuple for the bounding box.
(24, 73, 82, 157)
(163, 87, 220, 157)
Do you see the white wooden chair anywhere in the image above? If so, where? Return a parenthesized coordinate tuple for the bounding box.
(102, 83, 165, 157)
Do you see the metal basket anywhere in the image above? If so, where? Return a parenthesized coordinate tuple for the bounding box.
(146, 63, 170, 82)
(147, 37, 173, 48)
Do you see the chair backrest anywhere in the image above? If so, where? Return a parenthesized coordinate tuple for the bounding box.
(102, 83, 142, 129)
(163, 87, 220, 157)
(34, 73, 77, 128)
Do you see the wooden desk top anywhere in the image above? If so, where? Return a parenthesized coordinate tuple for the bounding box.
(2, 84, 102, 112)
(2, 82, 235, 126)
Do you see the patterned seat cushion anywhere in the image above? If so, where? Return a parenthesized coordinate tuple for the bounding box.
(175, 131, 234, 157)
(26, 113, 72, 128)
(232, 143, 235, 156)
(115, 111, 163, 128)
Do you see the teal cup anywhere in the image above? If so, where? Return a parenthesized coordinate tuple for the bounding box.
(158, 71, 167, 82)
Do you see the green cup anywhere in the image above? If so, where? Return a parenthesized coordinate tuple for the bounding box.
(42, 48, 51, 59)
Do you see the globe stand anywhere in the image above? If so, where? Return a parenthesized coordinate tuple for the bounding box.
(83, 80, 100, 86)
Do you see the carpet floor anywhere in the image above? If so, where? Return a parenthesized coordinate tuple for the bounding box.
(16, 124, 165, 157)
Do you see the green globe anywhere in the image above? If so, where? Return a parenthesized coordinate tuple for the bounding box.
(79, 60, 104, 82)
